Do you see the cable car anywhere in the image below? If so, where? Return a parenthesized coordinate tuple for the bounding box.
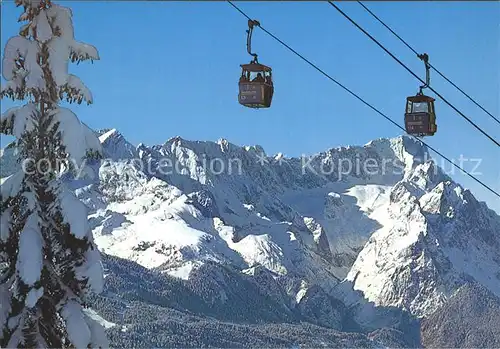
(404, 94, 437, 136)
(239, 63, 273, 108)
(238, 19, 274, 109)
(404, 53, 437, 137)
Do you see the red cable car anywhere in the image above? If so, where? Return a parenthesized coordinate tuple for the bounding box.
(238, 20, 274, 109)
(404, 53, 437, 137)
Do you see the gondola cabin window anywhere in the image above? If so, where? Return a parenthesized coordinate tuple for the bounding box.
(412, 102, 428, 113)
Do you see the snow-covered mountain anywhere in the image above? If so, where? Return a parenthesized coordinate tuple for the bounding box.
(341, 161, 500, 318)
(2, 129, 499, 347)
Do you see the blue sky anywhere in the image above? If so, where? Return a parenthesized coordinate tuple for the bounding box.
(1, 1, 499, 212)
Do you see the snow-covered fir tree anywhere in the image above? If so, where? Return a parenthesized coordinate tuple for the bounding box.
(0, 0, 107, 347)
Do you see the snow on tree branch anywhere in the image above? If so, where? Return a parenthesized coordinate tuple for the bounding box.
(45, 4, 74, 40)
(2, 36, 31, 81)
(2, 36, 45, 92)
(0, 281, 13, 330)
(16, 213, 43, 286)
(71, 41, 100, 63)
(0, 77, 27, 101)
(61, 301, 92, 348)
(45, 4, 100, 62)
(59, 74, 93, 105)
(0, 103, 38, 137)
(2, 2, 100, 104)
(83, 309, 109, 348)
(0, 207, 14, 242)
(76, 245, 104, 294)
(32, 8, 52, 43)
(47, 36, 70, 87)
(48, 107, 102, 162)
(25, 286, 44, 308)
(56, 186, 91, 240)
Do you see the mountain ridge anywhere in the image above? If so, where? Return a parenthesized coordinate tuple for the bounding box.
(2, 129, 499, 347)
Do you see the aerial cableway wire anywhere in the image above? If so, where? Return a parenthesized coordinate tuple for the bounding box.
(226, 0, 500, 199)
(327, 1, 500, 148)
(356, 0, 500, 126)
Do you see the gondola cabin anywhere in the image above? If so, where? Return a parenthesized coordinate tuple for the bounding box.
(238, 63, 274, 108)
(404, 94, 437, 136)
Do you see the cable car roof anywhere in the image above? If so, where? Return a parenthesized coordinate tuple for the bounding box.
(406, 94, 435, 103)
(240, 62, 272, 72)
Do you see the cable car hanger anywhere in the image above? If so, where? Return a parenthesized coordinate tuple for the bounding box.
(247, 19, 260, 64)
(417, 53, 430, 95)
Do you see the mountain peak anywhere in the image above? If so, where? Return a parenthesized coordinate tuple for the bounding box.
(166, 135, 184, 144)
(97, 128, 137, 161)
(98, 128, 119, 142)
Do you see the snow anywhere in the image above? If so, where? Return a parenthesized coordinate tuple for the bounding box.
(58, 187, 90, 239)
(1, 2, 99, 103)
(4, 122, 499, 324)
(99, 128, 118, 143)
(26, 0, 47, 9)
(219, 227, 288, 275)
(0, 171, 24, 199)
(70, 41, 100, 62)
(346, 198, 426, 296)
(340, 165, 500, 318)
(166, 261, 198, 280)
(1, 103, 37, 139)
(47, 36, 70, 86)
(0, 207, 13, 242)
(34, 10, 53, 43)
(49, 107, 103, 163)
(25, 286, 44, 308)
(61, 301, 91, 349)
(65, 74, 93, 103)
(85, 314, 110, 348)
(77, 133, 433, 293)
(76, 245, 104, 294)
(6, 323, 23, 349)
(295, 280, 308, 303)
(0, 78, 22, 98)
(98, 130, 139, 161)
(281, 183, 392, 278)
(24, 40, 45, 90)
(2, 36, 40, 84)
(0, 282, 12, 329)
(16, 213, 43, 286)
(95, 209, 208, 269)
(344, 185, 391, 213)
(243, 204, 255, 211)
(45, 5, 74, 42)
(83, 308, 116, 329)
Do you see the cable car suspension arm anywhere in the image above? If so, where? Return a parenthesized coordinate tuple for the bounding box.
(418, 53, 430, 94)
(247, 19, 261, 63)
